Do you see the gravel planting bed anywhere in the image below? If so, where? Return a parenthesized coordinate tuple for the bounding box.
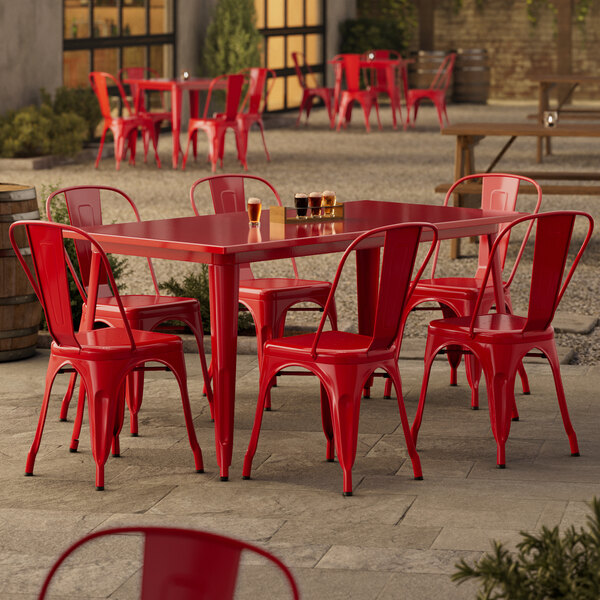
(4, 101, 598, 363)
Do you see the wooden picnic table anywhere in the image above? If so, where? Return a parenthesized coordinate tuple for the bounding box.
(533, 73, 600, 162)
(439, 121, 600, 257)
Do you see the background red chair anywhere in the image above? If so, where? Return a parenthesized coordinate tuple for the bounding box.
(243, 222, 439, 496)
(38, 526, 300, 599)
(405, 52, 456, 130)
(363, 49, 407, 130)
(412, 210, 594, 468)
(118, 66, 172, 161)
(89, 71, 161, 170)
(10, 221, 203, 491)
(182, 73, 246, 172)
(46, 185, 213, 444)
(235, 67, 277, 164)
(291, 51, 335, 127)
(332, 53, 382, 132)
(383, 173, 543, 408)
(190, 174, 338, 409)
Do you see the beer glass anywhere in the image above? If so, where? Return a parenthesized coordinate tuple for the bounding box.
(247, 197, 262, 226)
(308, 192, 322, 217)
(321, 190, 336, 217)
(294, 193, 308, 218)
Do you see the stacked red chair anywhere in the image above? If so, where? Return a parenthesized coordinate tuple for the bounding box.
(412, 210, 594, 468)
(89, 71, 161, 169)
(182, 73, 246, 172)
(10, 221, 204, 491)
(291, 51, 335, 127)
(190, 174, 338, 409)
(46, 186, 213, 445)
(243, 222, 439, 496)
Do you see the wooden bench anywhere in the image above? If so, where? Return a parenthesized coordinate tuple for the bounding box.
(435, 171, 600, 257)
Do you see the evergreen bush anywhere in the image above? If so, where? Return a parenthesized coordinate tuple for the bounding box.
(43, 86, 102, 142)
(453, 497, 600, 599)
(202, 0, 262, 77)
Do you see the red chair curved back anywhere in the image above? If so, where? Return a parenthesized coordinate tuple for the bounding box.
(291, 51, 316, 90)
(335, 54, 362, 92)
(9, 221, 134, 350)
(240, 67, 276, 115)
(471, 210, 594, 335)
(38, 526, 300, 599)
(89, 71, 134, 118)
(310, 222, 439, 357)
(46, 186, 160, 298)
(190, 174, 298, 280)
(429, 52, 456, 92)
(204, 73, 245, 121)
(432, 173, 543, 283)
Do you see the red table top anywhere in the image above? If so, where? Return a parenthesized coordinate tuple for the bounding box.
(81, 200, 522, 265)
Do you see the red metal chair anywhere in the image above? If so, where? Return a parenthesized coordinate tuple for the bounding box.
(89, 71, 161, 170)
(182, 73, 246, 172)
(412, 210, 594, 468)
(38, 526, 300, 599)
(9, 221, 203, 491)
(118, 66, 172, 161)
(291, 51, 335, 127)
(332, 54, 382, 132)
(363, 49, 407, 130)
(235, 67, 277, 164)
(406, 52, 456, 130)
(46, 186, 213, 443)
(243, 222, 439, 496)
(383, 173, 543, 408)
(190, 174, 338, 409)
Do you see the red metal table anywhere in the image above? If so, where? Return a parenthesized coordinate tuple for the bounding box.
(78, 200, 521, 480)
(124, 77, 223, 169)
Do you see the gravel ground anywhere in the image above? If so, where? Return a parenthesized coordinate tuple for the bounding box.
(3, 101, 599, 363)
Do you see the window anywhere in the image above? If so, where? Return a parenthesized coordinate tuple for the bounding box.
(255, 0, 326, 111)
(63, 0, 175, 87)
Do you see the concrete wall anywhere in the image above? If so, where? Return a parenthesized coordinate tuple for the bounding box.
(325, 0, 356, 84)
(0, 1, 63, 114)
(177, 0, 216, 77)
(419, 1, 600, 101)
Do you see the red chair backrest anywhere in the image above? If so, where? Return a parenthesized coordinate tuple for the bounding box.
(429, 52, 456, 92)
(240, 67, 276, 115)
(38, 526, 300, 599)
(338, 54, 362, 92)
(9, 221, 134, 350)
(204, 73, 245, 121)
(470, 211, 594, 335)
(433, 173, 543, 285)
(190, 175, 294, 281)
(291, 51, 308, 89)
(89, 71, 134, 119)
(311, 222, 439, 357)
(46, 186, 160, 298)
(364, 49, 402, 88)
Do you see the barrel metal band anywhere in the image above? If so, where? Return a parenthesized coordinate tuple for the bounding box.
(0, 294, 38, 305)
(0, 188, 36, 202)
(0, 325, 39, 339)
(0, 210, 40, 222)
(0, 247, 32, 257)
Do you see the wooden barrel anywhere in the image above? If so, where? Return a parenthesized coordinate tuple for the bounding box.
(453, 48, 490, 104)
(0, 184, 42, 361)
(409, 50, 453, 101)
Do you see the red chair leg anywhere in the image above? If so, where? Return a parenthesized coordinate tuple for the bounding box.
(59, 372, 78, 421)
(411, 344, 437, 445)
(111, 385, 127, 457)
(70, 384, 86, 452)
(518, 361, 531, 394)
(319, 383, 334, 462)
(464, 353, 482, 409)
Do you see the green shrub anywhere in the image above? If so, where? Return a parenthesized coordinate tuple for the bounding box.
(453, 496, 600, 599)
(39, 184, 129, 330)
(159, 267, 253, 334)
(0, 103, 87, 158)
(202, 0, 262, 77)
(43, 86, 102, 142)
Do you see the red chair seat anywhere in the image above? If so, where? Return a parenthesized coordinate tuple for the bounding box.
(239, 277, 332, 296)
(265, 331, 374, 358)
(292, 51, 335, 127)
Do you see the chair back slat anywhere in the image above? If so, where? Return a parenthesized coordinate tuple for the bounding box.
(369, 226, 424, 350)
(223, 74, 245, 120)
(341, 54, 362, 92)
(89, 71, 134, 117)
(291, 52, 307, 89)
(429, 52, 456, 92)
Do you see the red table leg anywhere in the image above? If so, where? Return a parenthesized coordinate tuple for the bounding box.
(208, 262, 240, 480)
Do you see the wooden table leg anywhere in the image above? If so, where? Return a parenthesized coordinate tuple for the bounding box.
(208, 262, 240, 481)
(450, 134, 476, 259)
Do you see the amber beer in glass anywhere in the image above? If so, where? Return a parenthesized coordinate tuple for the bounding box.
(321, 190, 336, 217)
(294, 193, 308, 218)
(308, 192, 322, 217)
(247, 197, 262, 226)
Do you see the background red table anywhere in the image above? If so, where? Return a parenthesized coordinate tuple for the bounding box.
(79, 200, 522, 480)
